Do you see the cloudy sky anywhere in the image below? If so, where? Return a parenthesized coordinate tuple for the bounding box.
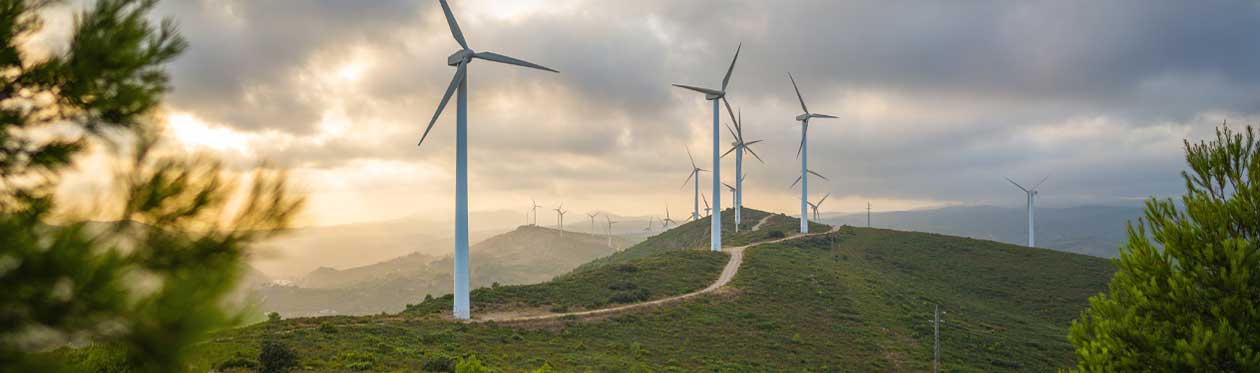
(44, 1, 1260, 226)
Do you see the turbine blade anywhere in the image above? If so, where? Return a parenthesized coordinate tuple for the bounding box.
(474, 51, 558, 73)
(1032, 175, 1049, 190)
(672, 84, 723, 97)
(438, 0, 468, 50)
(790, 175, 802, 189)
(788, 72, 809, 114)
(686, 148, 697, 168)
(681, 170, 697, 190)
(810, 113, 838, 119)
(819, 193, 830, 205)
(724, 122, 739, 144)
(722, 97, 740, 136)
(796, 132, 806, 158)
(808, 169, 830, 181)
(744, 144, 766, 164)
(723, 182, 735, 190)
(419, 63, 467, 146)
(721, 43, 741, 91)
(1005, 177, 1029, 192)
(722, 145, 739, 158)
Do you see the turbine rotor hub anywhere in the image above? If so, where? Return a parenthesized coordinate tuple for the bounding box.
(795, 113, 810, 121)
(447, 49, 474, 66)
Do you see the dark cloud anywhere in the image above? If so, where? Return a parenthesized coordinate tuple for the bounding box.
(136, 0, 1259, 213)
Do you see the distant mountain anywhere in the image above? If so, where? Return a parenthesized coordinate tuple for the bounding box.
(253, 225, 634, 316)
(822, 205, 1143, 257)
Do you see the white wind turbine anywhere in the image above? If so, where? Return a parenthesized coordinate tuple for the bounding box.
(807, 193, 831, 222)
(787, 73, 837, 234)
(662, 205, 677, 229)
(722, 181, 738, 230)
(530, 198, 543, 226)
(673, 43, 742, 252)
(642, 216, 656, 233)
(418, 0, 558, 320)
(605, 216, 618, 249)
(553, 204, 568, 236)
(586, 212, 599, 235)
(680, 148, 708, 223)
(701, 191, 712, 217)
(721, 108, 764, 230)
(1007, 176, 1048, 247)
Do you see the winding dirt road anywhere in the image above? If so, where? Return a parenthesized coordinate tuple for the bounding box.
(474, 215, 834, 322)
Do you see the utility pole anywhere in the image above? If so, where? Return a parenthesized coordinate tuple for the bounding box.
(931, 305, 946, 372)
(866, 202, 871, 228)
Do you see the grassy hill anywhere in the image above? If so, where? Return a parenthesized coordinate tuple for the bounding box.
(179, 211, 1112, 371)
(253, 226, 633, 316)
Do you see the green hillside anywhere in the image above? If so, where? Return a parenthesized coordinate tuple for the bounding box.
(180, 214, 1112, 371)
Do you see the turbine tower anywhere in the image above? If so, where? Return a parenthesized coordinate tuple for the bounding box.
(721, 108, 764, 230)
(681, 148, 708, 223)
(605, 216, 618, 249)
(722, 181, 738, 230)
(866, 201, 871, 228)
(418, 0, 558, 320)
(586, 212, 599, 235)
(787, 73, 837, 234)
(673, 43, 741, 252)
(1007, 176, 1048, 247)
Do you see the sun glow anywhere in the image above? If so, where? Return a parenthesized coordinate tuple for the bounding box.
(165, 112, 252, 154)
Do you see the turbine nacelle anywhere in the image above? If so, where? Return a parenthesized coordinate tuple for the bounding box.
(447, 49, 474, 66)
(795, 113, 810, 121)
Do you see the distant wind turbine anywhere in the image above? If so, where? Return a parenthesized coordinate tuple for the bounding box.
(418, 0, 558, 320)
(867, 201, 872, 228)
(530, 199, 543, 226)
(722, 181, 738, 230)
(553, 204, 568, 236)
(1007, 176, 1048, 247)
(701, 191, 712, 217)
(681, 148, 708, 223)
(662, 205, 677, 228)
(643, 216, 655, 233)
(673, 43, 741, 252)
(605, 216, 618, 249)
(587, 212, 599, 235)
(806, 193, 831, 221)
(787, 73, 837, 234)
(722, 108, 763, 231)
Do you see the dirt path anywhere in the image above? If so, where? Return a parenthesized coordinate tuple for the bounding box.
(474, 215, 833, 323)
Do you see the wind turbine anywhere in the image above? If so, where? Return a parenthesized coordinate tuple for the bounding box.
(866, 201, 872, 228)
(722, 108, 764, 230)
(530, 199, 543, 226)
(662, 205, 677, 228)
(587, 212, 599, 235)
(553, 204, 568, 236)
(701, 191, 712, 217)
(722, 181, 738, 230)
(605, 216, 618, 249)
(642, 217, 655, 233)
(673, 43, 741, 252)
(787, 73, 837, 234)
(680, 148, 708, 223)
(806, 193, 831, 221)
(418, 0, 558, 320)
(1007, 176, 1048, 247)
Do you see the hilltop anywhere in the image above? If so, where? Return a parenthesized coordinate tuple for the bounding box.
(252, 225, 633, 316)
(823, 205, 1142, 258)
(177, 207, 1113, 371)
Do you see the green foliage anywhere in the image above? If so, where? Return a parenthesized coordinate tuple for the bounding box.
(421, 352, 457, 372)
(455, 354, 491, 373)
(1068, 124, 1260, 371)
(267, 312, 282, 322)
(0, 1, 302, 371)
(258, 341, 297, 373)
(319, 322, 338, 333)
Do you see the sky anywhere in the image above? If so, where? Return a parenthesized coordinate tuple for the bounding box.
(38, 0, 1260, 227)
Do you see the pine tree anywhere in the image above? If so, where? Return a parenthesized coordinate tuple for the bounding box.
(1068, 123, 1260, 371)
(0, 1, 302, 371)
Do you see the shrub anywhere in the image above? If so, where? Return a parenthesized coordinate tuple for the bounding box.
(215, 357, 259, 371)
(768, 230, 786, 238)
(615, 264, 640, 273)
(267, 312, 282, 322)
(319, 323, 338, 334)
(421, 352, 457, 372)
(259, 341, 298, 373)
(455, 354, 491, 373)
